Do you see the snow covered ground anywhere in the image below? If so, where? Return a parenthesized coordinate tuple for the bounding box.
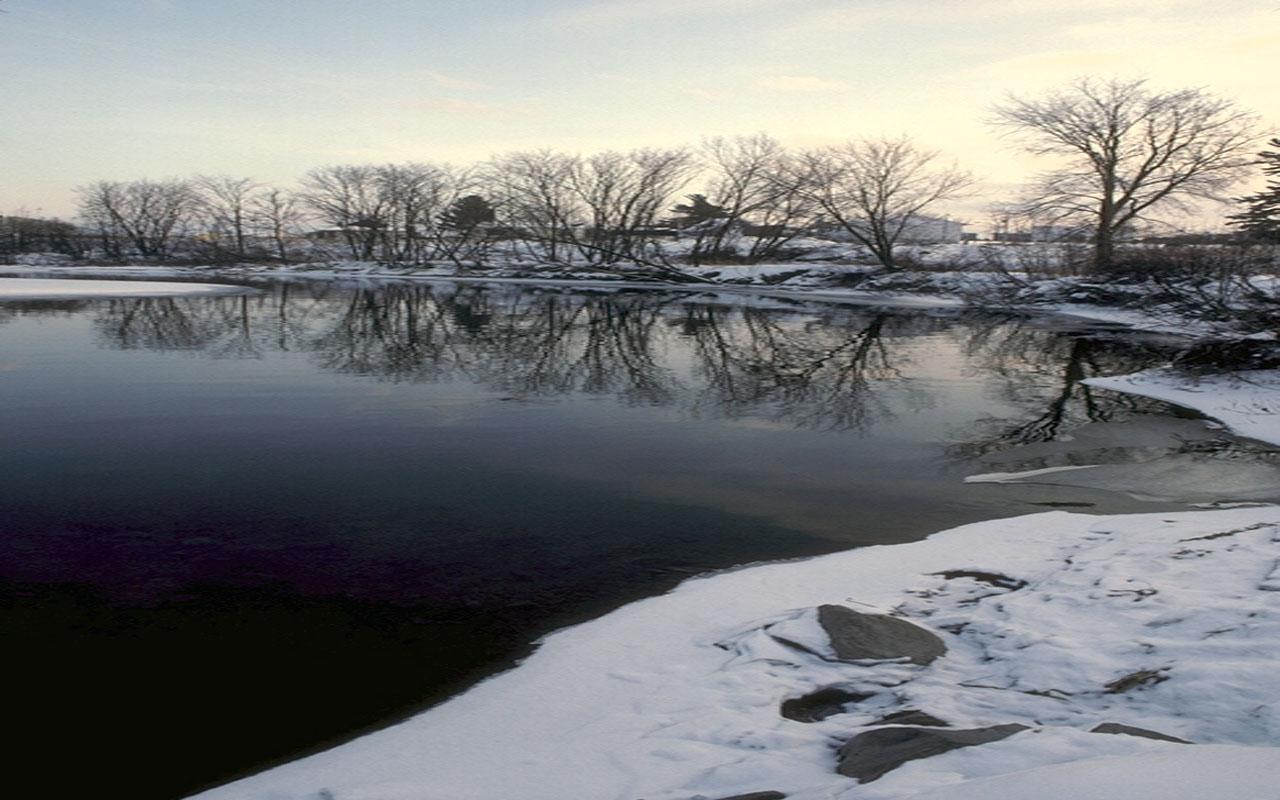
(0, 277, 252, 299)
(192, 505, 1280, 800)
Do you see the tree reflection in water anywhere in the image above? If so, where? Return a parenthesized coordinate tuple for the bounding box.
(89, 281, 1174, 437)
(950, 317, 1172, 458)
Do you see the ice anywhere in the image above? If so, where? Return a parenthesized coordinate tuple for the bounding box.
(0, 277, 253, 299)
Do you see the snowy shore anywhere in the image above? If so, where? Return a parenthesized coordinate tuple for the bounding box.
(0, 255, 1268, 338)
(191, 505, 1280, 800)
(1087, 369, 1280, 448)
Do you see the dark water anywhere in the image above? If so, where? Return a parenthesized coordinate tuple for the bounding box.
(0, 279, 1268, 798)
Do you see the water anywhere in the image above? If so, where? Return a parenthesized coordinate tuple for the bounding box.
(2, 279, 1274, 798)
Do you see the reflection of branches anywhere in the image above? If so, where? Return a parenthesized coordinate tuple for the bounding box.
(951, 320, 1168, 458)
(307, 286, 684, 405)
(684, 306, 922, 430)
(81, 283, 1172, 440)
(97, 298, 214, 350)
(93, 288, 336, 356)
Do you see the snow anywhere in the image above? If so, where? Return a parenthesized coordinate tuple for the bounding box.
(897, 746, 1280, 800)
(191, 506, 1280, 800)
(0, 277, 252, 299)
(964, 465, 1101, 483)
(1087, 369, 1280, 447)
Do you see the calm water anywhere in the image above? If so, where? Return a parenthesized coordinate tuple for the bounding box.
(1, 279, 1272, 798)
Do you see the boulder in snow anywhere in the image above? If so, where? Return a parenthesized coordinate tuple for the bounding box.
(1090, 722, 1191, 744)
(837, 724, 1030, 782)
(780, 686, 874, 723)
(817, 604, 946, 665)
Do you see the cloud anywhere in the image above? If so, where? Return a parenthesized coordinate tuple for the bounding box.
(413, 96, 543, 118)
(755, 75, 846, 93)
(547, 0, 792, 29)
(776, 0, 1218, 40)
(423, 70, 492, 94)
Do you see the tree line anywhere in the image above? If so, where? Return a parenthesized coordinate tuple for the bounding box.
(5, 78, 1277, 275)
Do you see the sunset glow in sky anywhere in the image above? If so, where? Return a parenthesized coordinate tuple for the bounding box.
(2, 0, 1276, 222)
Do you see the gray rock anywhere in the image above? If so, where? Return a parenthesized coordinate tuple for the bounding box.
(1090, 722, 1192, 744)
(781, 687, 874, 723)
(837, 724, 1030, 783)
(1104, 668, 1169, 693)
(710, 793, 787, 800)
(871, 709, 950, 727)
(817, 605, 947, 666)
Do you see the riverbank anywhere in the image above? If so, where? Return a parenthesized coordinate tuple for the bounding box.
(2, 256, 1275, 342)
(193, 501, 1280, 800)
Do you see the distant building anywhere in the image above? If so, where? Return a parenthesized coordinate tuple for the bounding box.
(992, 231, 1033, 243)
(816, 215, 967, 244)
(900, 215, 967, 244)
(1031, 224, 1090, 243)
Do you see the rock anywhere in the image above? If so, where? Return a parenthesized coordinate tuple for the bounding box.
(780, 687, 874, 723)
(710, 793, 787, 800)
(930, 569, 1028, 591)
(817, 604, 947, 666)
(871, 709, 950, 727)
(837, 724, 1030, 783)
(1104, 668, 1169, 693)
(1090, 722, 1192, 744)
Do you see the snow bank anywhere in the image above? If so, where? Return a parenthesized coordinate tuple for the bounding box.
(0, 277, 252, 299)
(192, 506, 1280, 800)
(1087, 368, 1280, 447)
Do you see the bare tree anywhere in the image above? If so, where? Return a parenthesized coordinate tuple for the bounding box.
(487, 150, 581, 264)
(488, 148, 698, 278)
(567, 147, 696, 265)
(374, 162, 467, 264)
(795, 137, 972, 270)
(991, 77, 1258, 273)
(298, 165, 387, 260)
(684, 135, 819, 264)
(249, 188, 304, 263)
(76, 179, 198, 259)
(194, 175, 260, 260)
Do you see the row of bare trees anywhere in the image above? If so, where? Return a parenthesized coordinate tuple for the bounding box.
(65, 135, 972, 273)
(77, 176, 304, 262)
(29, 78, 1266, 275)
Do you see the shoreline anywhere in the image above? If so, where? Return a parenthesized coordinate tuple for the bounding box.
(0, 260, 1243, 337)
(192, 503, 1280, 800)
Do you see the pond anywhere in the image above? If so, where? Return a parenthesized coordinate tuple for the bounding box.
(2, 279, 1275, 799)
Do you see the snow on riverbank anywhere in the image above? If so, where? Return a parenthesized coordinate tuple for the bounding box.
(1087, 369, 1280, 448)
(0, 277, 252, 299)
(4, 261, 1265, 339)
(193, 505, 1280, 800)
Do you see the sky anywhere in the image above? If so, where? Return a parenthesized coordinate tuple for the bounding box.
(1, 0, 1276, 226)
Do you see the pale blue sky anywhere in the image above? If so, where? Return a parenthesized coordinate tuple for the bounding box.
(2, 0, 1276, 220)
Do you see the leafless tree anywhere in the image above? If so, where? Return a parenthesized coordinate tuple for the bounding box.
(567, 147, 696, 265)
(298, 165, 387, 260)
(487, 150, 581, 264)
(76, 178, 199, 259)
(795, 137, 972, 270)
(249, 188, 304, 263)
(374, 162, 469, 264)
(194, 175, 260, 260)
(991, 77, 1258, 273)
(685, 135, 819, 264)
